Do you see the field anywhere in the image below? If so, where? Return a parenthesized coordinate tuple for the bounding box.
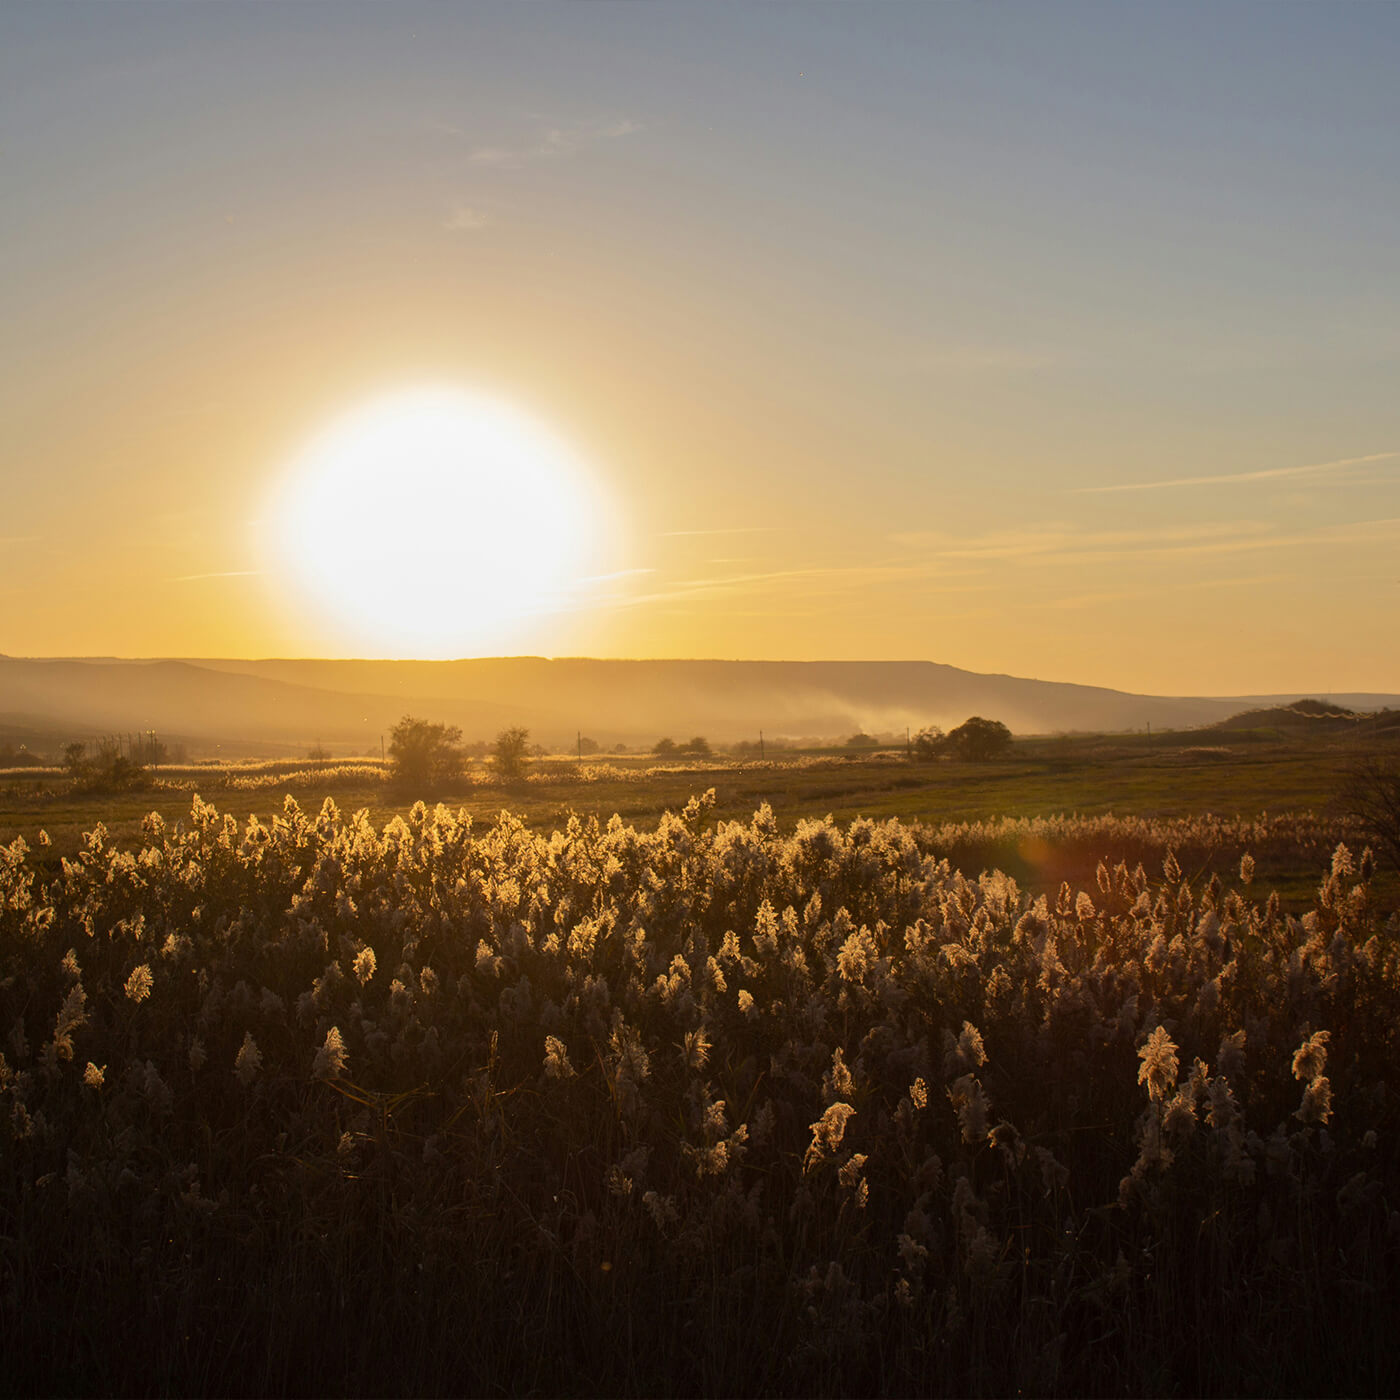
(3, 730, 1394, 907)
(2, 737, 1399, 1394)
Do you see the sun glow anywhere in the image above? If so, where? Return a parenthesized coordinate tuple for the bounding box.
(269, 387, 609, 655)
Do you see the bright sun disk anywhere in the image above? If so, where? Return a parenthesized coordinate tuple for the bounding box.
(269, 387, 607, 656)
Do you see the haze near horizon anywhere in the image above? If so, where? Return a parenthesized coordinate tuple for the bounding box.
(3, 2, 1397, 695)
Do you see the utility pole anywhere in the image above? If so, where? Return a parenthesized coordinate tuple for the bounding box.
(906, 725, 911, 759)
(577, 730, 582, 760)
(381, 734, 386, 762)
(759, 729, 765, 761)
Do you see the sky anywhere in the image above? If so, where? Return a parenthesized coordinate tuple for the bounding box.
(2, 1, 1398, 696)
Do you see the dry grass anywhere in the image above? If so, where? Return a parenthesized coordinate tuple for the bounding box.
(2, 793, 1399, 1394)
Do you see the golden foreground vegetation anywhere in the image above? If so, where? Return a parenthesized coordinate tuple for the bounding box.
(2, 792, 1398, 1394)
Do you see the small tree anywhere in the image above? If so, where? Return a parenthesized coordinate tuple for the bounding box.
(493, 726, 531, 782)
(912, 725, 945, 760)
(845, 733, 879, 749)
(653, 737, 677, 756)
(389, 715, 464, 791)
(947, 716, 1013, 761)
(680, 736, 712, 757)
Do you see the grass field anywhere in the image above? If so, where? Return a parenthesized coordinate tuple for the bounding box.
(3, 756, 1398, 1395)
(3, 730, 1393, 908)
(1, 728, 1385, 841)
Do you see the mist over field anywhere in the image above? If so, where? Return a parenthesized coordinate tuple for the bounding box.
(4, 653, 1397, 758)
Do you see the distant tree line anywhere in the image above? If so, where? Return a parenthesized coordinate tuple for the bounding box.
(652, 736, 712, 757)
(387, 717, 542, 791)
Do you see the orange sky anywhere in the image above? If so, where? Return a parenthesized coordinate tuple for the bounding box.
(4, 4, 1398, 695)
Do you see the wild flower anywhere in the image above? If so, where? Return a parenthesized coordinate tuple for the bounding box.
(945, 1020, 988, 1074)
(910, 1077, 928, 1111)
(1137, 1025, 1179, 1103)
(838, 1151, 868, 1190)
(897, 1232, 929, 1272)
(823, 1047, 855, 1102)
(1291, 1029, 1330, 1084)
(235, 1032, 263, 1087)
(543, 1035, 574, 1079)
(836, 924, 878, 983)
(642, 1190, 679, 1231)
(1297, 1075, 1333, 1125)
(313, 1026, 348, 1080)
(82, 1061, 104, 1088)
(1217, 1027, 1247, 1082)
(805, 1101, 856, 1171)
(124, 964, 153, 1003)
(51, 983, 87, 1062)
(352, 946, 377, 984)
(1162, 1089, 1198, 1137)
(138, 1060, 172, 1114)
(948, 1074, 991, 1144)
(682, 1028, 711, 1070)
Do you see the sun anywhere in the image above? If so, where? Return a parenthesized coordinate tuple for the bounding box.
(268, 387, 608, 655)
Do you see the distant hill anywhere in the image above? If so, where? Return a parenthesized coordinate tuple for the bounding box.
(1211, 699, 1400, 738)
(3, 655, 1399, 759)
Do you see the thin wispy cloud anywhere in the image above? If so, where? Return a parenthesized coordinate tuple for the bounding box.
(894, 516, 1400, 570)
(606, 559, 991, 613)
(468, 118, 640, 167)
(1076, 451, 1397, 495)
(891, 521, 1273, 561)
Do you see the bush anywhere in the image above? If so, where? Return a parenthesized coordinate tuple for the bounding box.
(493, 726, 531, 782)
(388, 715, 464, 791)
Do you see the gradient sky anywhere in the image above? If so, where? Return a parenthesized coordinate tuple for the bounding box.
(3, 2, 1398, 695)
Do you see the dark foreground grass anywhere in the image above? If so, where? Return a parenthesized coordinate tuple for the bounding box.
(3, 792, 1399, 1396)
